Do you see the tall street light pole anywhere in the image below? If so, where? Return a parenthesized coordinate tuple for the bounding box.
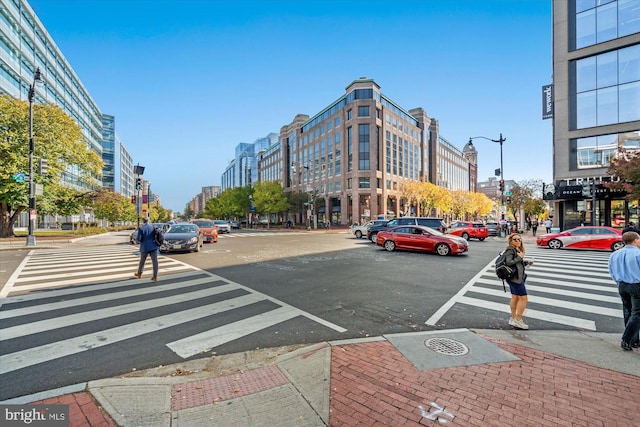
(26, 68, 43, 247)
(468, 133, 506, 219)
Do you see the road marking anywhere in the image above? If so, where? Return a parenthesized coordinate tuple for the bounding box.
(0, 293, 266, 374)
(167, 306, 300, 357)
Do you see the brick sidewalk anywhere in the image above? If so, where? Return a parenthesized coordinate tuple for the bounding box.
(329, 337, 640, 426)
(35, 393, 116, 427)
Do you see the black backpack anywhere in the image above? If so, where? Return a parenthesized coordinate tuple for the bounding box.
(153, 227, 165, 246)
(495, 249, 516, 291)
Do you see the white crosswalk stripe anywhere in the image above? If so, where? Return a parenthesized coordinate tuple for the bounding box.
(0, 245, 196, 298)
(426, 247, 621, 330)
(0, 246, 346, 379)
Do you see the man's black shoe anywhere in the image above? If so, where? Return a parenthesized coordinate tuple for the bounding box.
(631, 342, 640, 349)
(621, 341, 633, 351)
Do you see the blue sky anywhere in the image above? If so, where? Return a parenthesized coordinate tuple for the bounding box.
(29, 0, 553, 213)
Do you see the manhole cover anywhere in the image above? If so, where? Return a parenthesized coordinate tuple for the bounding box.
(424, 338, 469, 356)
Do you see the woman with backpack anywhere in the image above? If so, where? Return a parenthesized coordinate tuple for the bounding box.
(504, 233, 534, 329)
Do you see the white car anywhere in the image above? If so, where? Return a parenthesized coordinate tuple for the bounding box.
(214, 220, 231, 233)
(350, 220, 387, 239)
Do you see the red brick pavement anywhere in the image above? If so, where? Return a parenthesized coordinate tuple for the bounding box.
(329, 337, 640, 426)
(34, 392, 116, 427)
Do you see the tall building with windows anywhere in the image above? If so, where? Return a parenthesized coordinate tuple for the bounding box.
(551, 0, 640, 229)
(280, 78, 472, 225)
(0, 0, 104, 190)
(220, 133, 279, 191)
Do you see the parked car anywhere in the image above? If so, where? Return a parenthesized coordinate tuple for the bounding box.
(351, 220, 387, 239)
(485, 221, 500, 236)
(448, 221, 488, 241)
(213, 219, 231, 233)
(129, 223, 168, 244)
(375, 225, 468, 256)
(160, 223, 203, 253)
(229, 220, 240, 229)
(189, 219, 219, 243)
(367, 217, 447, 243)
(536, 226, 623, 251)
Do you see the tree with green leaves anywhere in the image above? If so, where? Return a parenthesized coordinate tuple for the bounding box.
(0, 95, 103, 237)
(252, 181, 289, 228)
(85, 189, 135, 225)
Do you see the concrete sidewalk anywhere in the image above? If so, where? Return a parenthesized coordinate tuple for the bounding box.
(4, 329, 639, 426)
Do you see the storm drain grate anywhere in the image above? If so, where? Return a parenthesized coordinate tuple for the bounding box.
(424, 337, 469, 356)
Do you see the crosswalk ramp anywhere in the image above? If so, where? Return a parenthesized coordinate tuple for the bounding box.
(426, 248, 621, 331)
(0, 268, 346, 385)
(0, 245, 196, 298)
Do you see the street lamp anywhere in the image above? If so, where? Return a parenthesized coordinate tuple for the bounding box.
(26, 68, 44, 247)
(467, 133, 506, 219)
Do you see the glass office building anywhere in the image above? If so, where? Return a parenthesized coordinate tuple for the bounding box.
(551, 0, 640, 229)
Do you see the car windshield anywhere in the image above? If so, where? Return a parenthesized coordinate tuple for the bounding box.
(169, 225, 197, 233)
(214, 220, 227, 225)
(192, 221, 214, 228)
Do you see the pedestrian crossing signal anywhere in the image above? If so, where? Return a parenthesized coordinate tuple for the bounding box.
(131, 195, 136, 203)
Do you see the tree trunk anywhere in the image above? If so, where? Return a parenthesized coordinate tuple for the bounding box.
(0, 203, 23, 238)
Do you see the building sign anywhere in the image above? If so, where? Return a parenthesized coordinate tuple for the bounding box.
(542, 84, 553, 120)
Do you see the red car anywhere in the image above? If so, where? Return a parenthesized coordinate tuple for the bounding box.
(536, 226, 623, 251)
(375, 225, 469, 256)
(448, 221, 489, 241)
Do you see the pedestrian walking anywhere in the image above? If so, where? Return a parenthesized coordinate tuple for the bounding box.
(531, 220, 538, 236)
(134, 217, 160, 281)
(544, 218, 552, 233)
(504, 233, 534, 330)
(608, 231, 640, 351)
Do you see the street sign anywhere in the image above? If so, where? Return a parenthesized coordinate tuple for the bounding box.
(505, 191, 512, 196)
(499, 206, 507, 214)
(12, 172, 27, 182)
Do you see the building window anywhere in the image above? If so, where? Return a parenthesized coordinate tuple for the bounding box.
(359, 177, 370, 188)
(572, 44, 640, 129)
(574, 0, 640, 50)
(358, 124, 370, 170)
(573, 130, 640, 169)
(347, 127, 353, 172)
(347, 110, 352, 120)
(358, 106, 369, 117)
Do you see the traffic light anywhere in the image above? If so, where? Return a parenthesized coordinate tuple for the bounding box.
(38, 159, 48, 175)
(136, 177, 142, 190)
(506, 195, 511, 204)
(499, 179, 505, 192)
(131, 195, 136, 204)
(582, 183, 591, 197)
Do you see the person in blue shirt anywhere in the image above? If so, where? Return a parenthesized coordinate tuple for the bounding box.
(608, 231, 640, 351)
(134, 217, 160, 281)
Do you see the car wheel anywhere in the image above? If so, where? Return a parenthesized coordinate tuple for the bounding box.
(370, 232, 378, 243)
(435, 243, 451, 256)
(462, 232, 470, 240)
(355, 230, 362, 239)
(478, 237, 486, 241)
(548, 239, 563, 249)
(612, 241, 625, 251)
(383, 240, 396, 252)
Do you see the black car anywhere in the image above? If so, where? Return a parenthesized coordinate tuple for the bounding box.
(367, 217, 447, 243)
(486, 221, 500, 236)
(160, 223, 203, 253)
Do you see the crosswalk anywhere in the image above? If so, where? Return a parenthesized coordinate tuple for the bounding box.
(218, 231, 309, 239)
(0, 246, 345, 396)
(426, 247, 621, 331)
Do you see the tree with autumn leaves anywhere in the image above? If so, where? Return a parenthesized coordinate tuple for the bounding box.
(607, 150, 640, 201)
